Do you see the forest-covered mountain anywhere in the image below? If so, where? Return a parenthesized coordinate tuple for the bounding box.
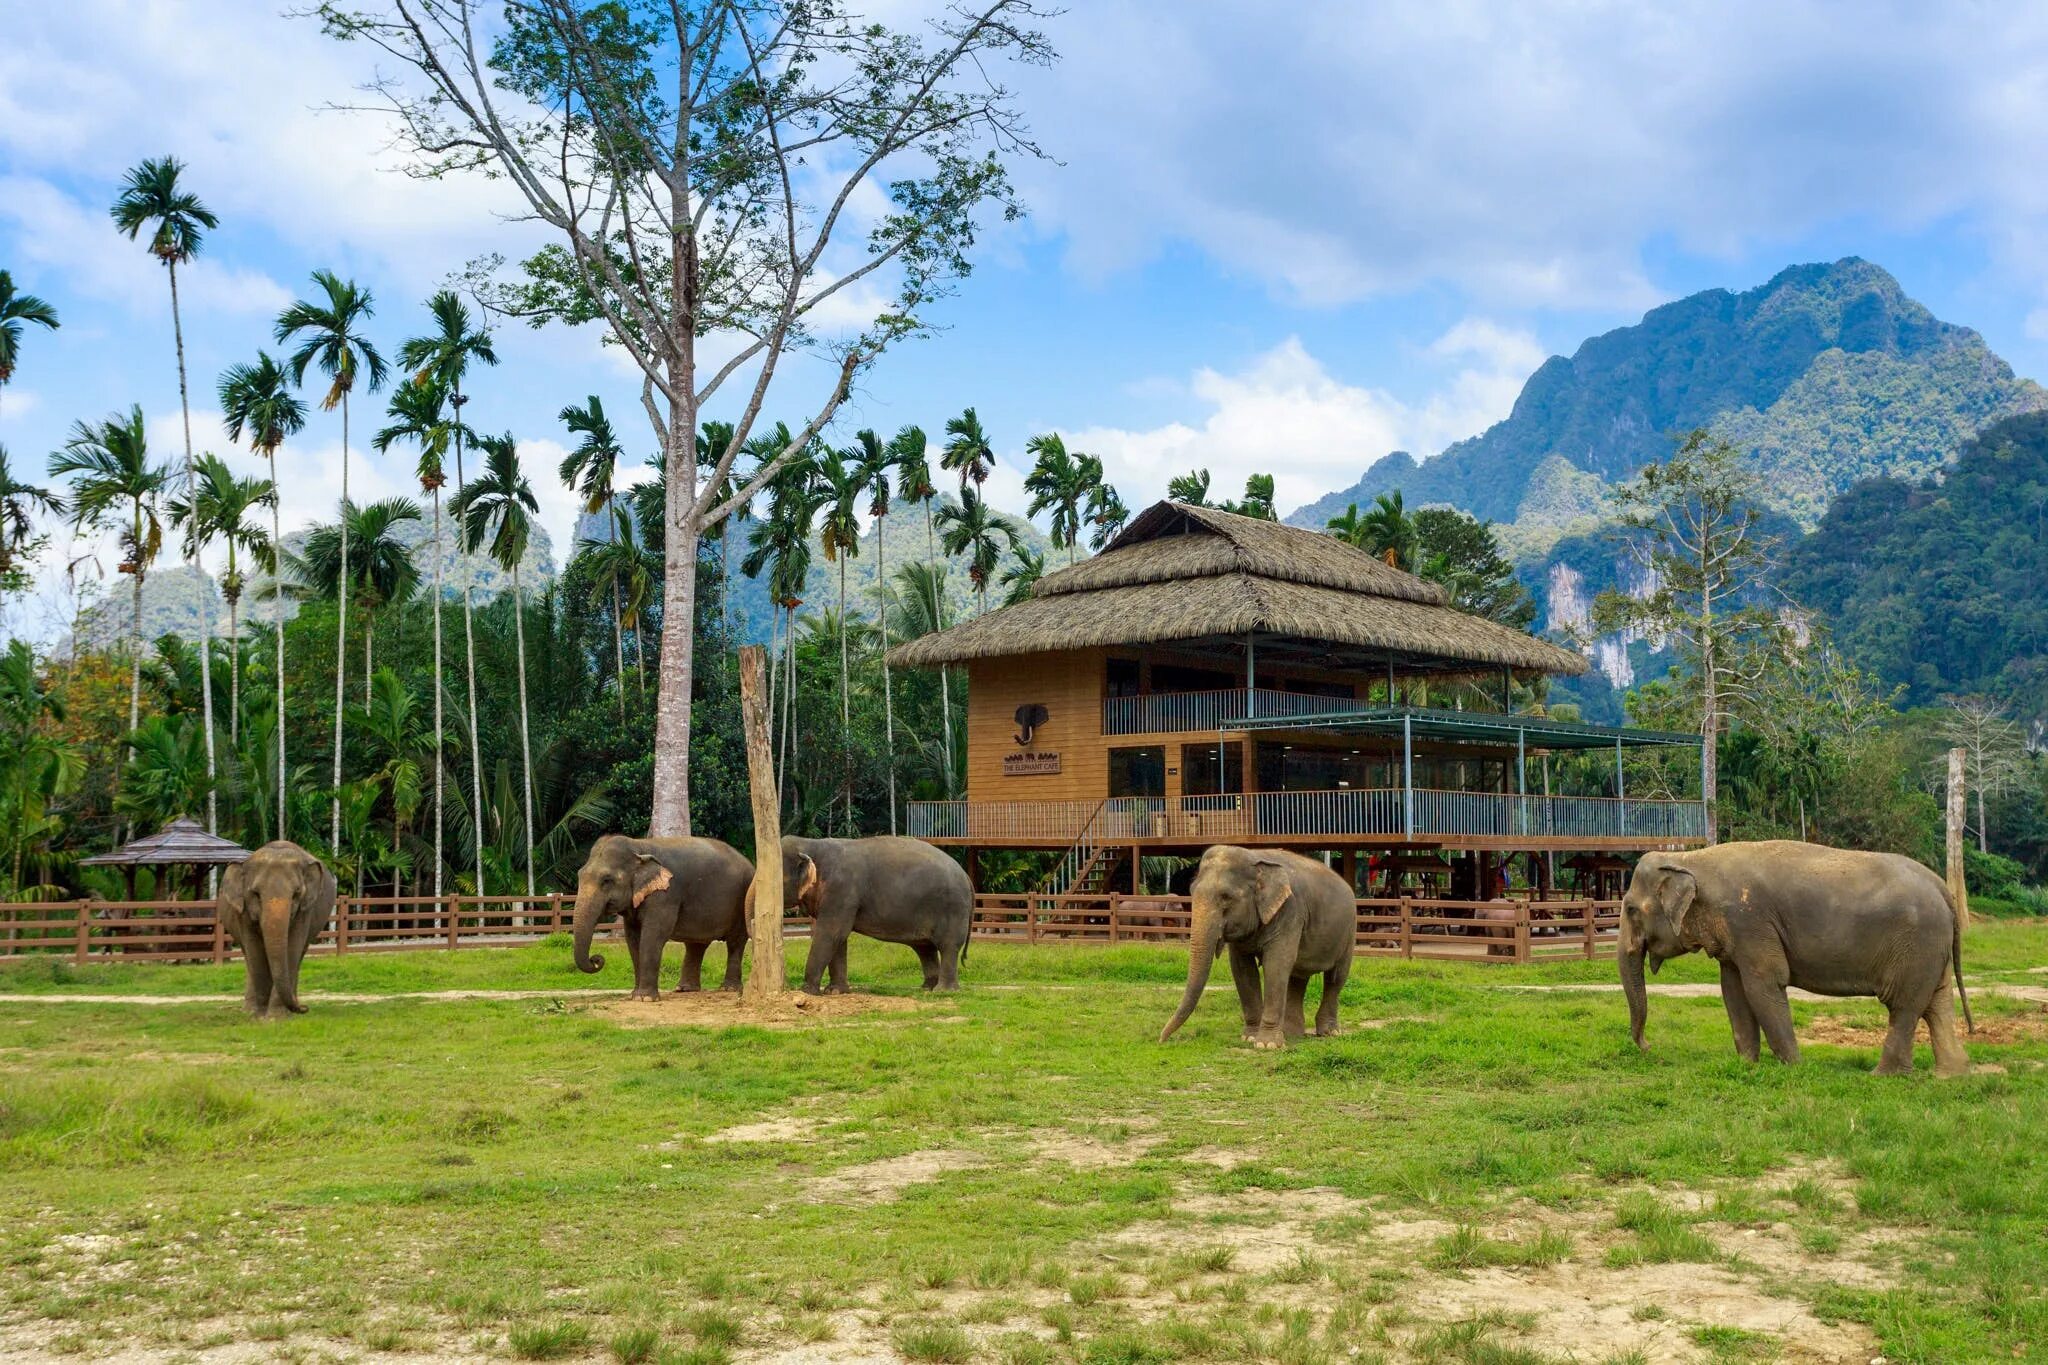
(1291, 259, 2045, 539)
(1785, 411, 2048, 725)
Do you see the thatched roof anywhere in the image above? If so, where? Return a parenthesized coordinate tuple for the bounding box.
(80, 817, 252, 867)
(889, 500, 1587, 676)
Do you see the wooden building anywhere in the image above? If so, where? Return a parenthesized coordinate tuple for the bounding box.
(888, 500, 1708, 895)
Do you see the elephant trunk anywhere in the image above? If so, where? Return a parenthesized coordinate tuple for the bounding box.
(1160, 903, 1223, 1042)
(1619, 922, 1649, 1051)
(572, 891, 607, 975)
(261, 897, 302, 1014)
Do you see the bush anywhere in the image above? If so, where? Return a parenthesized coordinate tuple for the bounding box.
(1966, 847, 2026, 900)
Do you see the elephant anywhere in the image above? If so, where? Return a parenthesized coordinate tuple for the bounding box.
(1159, 846, 1355, 1050)
(216, 841, 336, 1018)
(572, 835, 754, 1000)
(1621, 841, 1973, 1077)
(766, 836, 973, 994)
(1469, 901, 1519, 958)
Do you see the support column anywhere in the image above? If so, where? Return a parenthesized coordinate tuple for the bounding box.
(1245, 634, 1257, 717)
(1614, 737, 1626, 839)
(1339, 848, 1358, 894)
(1402, 713, 1415, 839)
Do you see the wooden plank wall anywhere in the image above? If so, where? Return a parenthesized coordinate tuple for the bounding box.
(965, 647, 1111, 803)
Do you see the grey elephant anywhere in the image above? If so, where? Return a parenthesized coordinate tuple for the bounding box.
(1160, 847, 1354, 1050)
(572, 835, 754, 1000)
(767, 836, 973, 994)
(1622, 841, 1973, 1076)
(217, 841, 336, 1018)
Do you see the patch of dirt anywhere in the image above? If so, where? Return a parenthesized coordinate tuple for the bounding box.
(805, 1150, 985, 1204)
(1181, 1145, 1255, 1170)
(598, 990, 922, 1030)
(704, 1114, 838, 1143)
(1803, 1006, 2048, 1049)
(1111, 1186, 1370, 1272)
(1027, 1130, 1161, 1168)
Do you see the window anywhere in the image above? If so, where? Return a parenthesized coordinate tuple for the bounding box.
(1105, 656, 1142, 698)
(1181, 742, 1243, 796)
(1108, 746, 1166, 798)
(1254, 742, 1386, 792)
(1150, 662, 1237, 693)
(1280, 677, 1356, 700)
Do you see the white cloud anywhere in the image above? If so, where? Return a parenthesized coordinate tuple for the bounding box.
(1066, 325, 1543, 514)
(0, 389, 42, 423)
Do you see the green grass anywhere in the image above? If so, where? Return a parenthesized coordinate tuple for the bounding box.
(0, 926, 2044, 1362)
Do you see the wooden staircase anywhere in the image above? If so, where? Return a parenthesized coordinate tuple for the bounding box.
(1033, 800, 1134, 901)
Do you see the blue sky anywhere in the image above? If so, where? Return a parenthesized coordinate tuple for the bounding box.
(7, 1, 2048, 644)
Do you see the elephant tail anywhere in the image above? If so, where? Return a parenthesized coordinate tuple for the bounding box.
(1951, 886, 1974, 1035)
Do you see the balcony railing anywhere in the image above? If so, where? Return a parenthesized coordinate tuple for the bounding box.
(907, 788, 1708, 843)
(1102, 687, 1361, 735)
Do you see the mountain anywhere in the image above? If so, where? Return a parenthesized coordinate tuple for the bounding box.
(1291, 259, 2046, 538)
(1784, 411, 2048, 726)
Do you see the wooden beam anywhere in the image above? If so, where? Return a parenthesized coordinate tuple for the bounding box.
(740, 645, 785, 1002)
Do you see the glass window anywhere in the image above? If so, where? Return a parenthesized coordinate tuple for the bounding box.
(1255, 742, 1385, 791)
(1280, 677, 1356, 700)
(1108, 746, 1166, 798)
(1151, 662, 1237, 693)
(1105, 656, 1142, 698)
(1181, 742, 1243, 796)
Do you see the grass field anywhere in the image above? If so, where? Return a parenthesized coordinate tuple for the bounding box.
(1, 922, 2044, 1364)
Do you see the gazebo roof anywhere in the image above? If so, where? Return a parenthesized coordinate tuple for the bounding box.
(79, 818, 252, 868)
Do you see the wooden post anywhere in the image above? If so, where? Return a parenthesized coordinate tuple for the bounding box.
(1399, 896, 1413, 959)
(1514, 904, 1531, 964)
(1946, 747, 1970, 930)
(335, 895, 350, 955)
(1583, 900, 1596, 960)
(740, 645, 786, 1002)
(74, 900, 91, 963)
(447, 892, 460, 950)
(211, 912, 227, 965)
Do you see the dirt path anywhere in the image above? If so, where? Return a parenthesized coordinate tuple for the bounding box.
(0, 988, 624, 1006)
(1504, 981, 2048, 1004)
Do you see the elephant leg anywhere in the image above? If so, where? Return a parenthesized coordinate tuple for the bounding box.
(1740, 972, 1801, 1065)
(718, 932, 747, 991)
(914, 943, 941, 991)
(1284, 975, 1308, 1039)
(235, 923, 272, 1018)
(1227, 946, 1263, 1039)
(677, 941, 707, 994)
(622, 912, 645, 985)
(631, 911, 672, 1001)
(803, 921, 848, 995)
(830, 940, 850, 994)
(1720, 961, 1761, 1063)
(1315, 956, 1349, 1038)
(1251, 937, 1300, 1050)
(1875, 1003, 1920, 1076)
(936, 940, 963, 992)
(1922, 981, 1969, 1079)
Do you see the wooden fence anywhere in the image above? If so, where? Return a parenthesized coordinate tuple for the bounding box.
(0, 892, 1618, 967)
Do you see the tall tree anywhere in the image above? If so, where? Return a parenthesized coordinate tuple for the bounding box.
(285, 497, 423, 692)
(851, 429, 899, 833)
(1410, 507, 1535, 629)
(0, 640, 83, 894)
(0, 270, 60, 419)
(0, 447, 63, 607)
(742, 459, 820, 810)
(1935, 696, 2030, 853)
(1224, 472, 1277, 521)
(942, 407, 997, 493)
(1000, 542, 1045, 605)
(1167, 468, 1212, 507)
(559, 395, 630, 717)
(451, 435, 540, 899)
(1334, 492, 1418, 570)
(112, 156, 224, 837)
(891, 424, 953, 797)
(169, 454, 275, 745)
(696, 420, 739, 666)
(936, 486, 1018, 618)
(219, 353, 308, 837)
(315, 0, 1054, 838)
(816, 445, 864, 832)
(373, 373, 460, 897)
(49, 407, 172, 799)
(576, 517, 657, 693)
(1085, 478, 1128, 550)
(276, 269, 388, 858)
(1023, 432, 1092, 567)
(397, 290, 497, 894)
(1594, 430, 1785, 828)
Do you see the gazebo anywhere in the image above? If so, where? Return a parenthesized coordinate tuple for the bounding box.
(80, 817, 252, 901)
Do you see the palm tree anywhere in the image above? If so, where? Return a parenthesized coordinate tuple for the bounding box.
(742, 458, 820, 810)
(351, 668, 428, 900)
(851, 428, 899, 833)
(1023, 432, 1094, 567)
(890, 423, 953, 796)
(168, 454, 273, 745)
(1357, 491, 1417, 569)
(576, 517, 657, 692)
(0, 447, 63, 600)
(49, 407, 172, 795)
(0, 271, 60, 418)
(112, 155, 223, 837)
(941, 407, 995, 492)
(1000, 543, 1046, 606)
(276, 269, 388, 857)
(219, 353, 307, 838)
(816, 445, 865, 833)
(373, 374, 458, 898)
(0, 640, 83, 896)
(285, 498, 423, 691)
(935, 487, 1019, 618)
(451, 434, 540, 900)
(559, 395, 630, 716)
(1086, 478, 1129, 550)
(1167, 468, 1212, 506)
(1325, 501, 1369, 548)
(398, 291, 497, 896)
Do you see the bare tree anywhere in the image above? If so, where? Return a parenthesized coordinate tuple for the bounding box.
(309, 0, 1054, 834)
(1936, 696, 2028, 852)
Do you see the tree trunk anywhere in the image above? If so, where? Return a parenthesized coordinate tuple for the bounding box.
(269, 449, 287, 839)
(1947, 747, 1969, 927)
(1977, 782, 1988, 854)
(649, 400, 699, 837)
(455, 412, 485, 895)
(877, 509, 896, 835)
(838, 553, 850, 835)
(926, 502, 955, 797)
(608, 498, 626, 720)
(331, 391, 351, 857)
(512, 563, 536, 900)
(739, 645, 784, 1002)
(226, 546, 240, 747)
(432, 488, 445, 899)
(168, 260, 220, 840)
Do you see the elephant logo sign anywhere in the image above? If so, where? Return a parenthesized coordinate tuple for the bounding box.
(1014, 703, 1049, 746)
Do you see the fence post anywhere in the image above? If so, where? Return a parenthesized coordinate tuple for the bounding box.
(1583, 901, 1596, 960)
(1028, 902, 1039, 945)
(73, 899, 91, 964)
(549, 892, 563, 935)
(447, 894, 461, 950)
(335, 895, 350, 955)
(1108, 894, 1119, 946)
(1399, 897, 1413, 959)
(1514, 905, 1531, 964)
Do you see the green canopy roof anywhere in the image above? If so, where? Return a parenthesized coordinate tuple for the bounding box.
(1219, 703, 1699, 751)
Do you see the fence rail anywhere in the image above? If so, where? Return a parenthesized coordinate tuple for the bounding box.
(909, 789, 1707, 843)
(1103, 688, 1361, 735)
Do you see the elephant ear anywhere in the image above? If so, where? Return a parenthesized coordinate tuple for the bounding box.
(217, 861, 246, 908)
(630, 853, 673, 909)
(1253, 861, 1293, 925)
(1658, 867, 1698, 941)
(795, 855, 822, 912)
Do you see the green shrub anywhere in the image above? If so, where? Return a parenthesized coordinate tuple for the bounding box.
(1966, 848, 2026, 900)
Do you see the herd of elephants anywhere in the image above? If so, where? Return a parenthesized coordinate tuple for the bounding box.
(217, 833, 1973, 1076)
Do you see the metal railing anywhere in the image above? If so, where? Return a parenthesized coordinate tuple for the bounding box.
(1102, 687, 1361, 735)
(910, 788, 1708, 843)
